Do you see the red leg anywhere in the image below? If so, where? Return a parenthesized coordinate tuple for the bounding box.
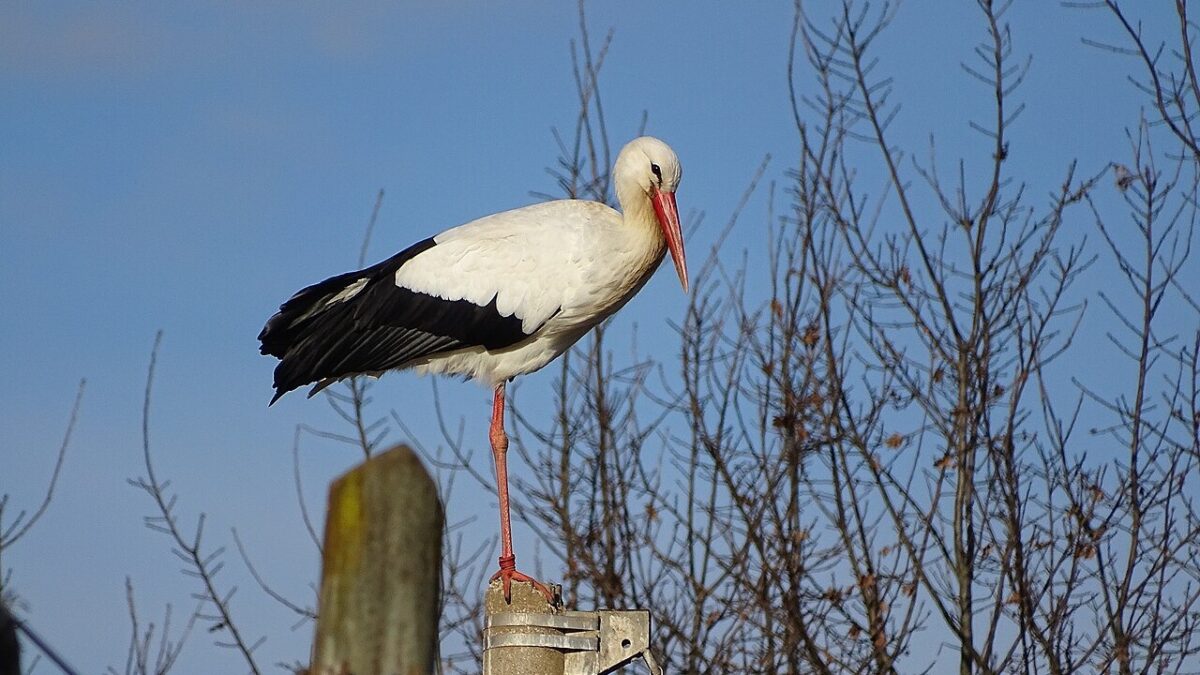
(487, 382, 553, 603)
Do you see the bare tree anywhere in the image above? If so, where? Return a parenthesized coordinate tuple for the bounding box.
(106, 2, 1199, 674)
(129, 332, 263, 674)
(438, 1, 1199, 673)
(0, 381, 84, 675)
(107, 577, 196, 675)
(0, 379, 84, 596)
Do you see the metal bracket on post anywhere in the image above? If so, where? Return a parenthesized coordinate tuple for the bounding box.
(484, 609, 664, 675)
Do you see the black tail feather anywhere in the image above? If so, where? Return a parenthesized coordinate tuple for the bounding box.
(259, 238, 439, 404)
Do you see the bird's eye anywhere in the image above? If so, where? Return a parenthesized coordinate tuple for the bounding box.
(650, 163, 662, 182)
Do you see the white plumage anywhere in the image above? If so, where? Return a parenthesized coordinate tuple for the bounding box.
(400, 199, 665, 385)
(260, 136, 687, 602)
(260, 136, 687, 399)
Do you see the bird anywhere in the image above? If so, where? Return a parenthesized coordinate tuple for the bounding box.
(259, 136, 687, 602)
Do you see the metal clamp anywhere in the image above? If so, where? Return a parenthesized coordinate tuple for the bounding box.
(484, 609, 664, 675)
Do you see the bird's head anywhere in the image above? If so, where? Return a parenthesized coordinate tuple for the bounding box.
(614, 136, 688, 293)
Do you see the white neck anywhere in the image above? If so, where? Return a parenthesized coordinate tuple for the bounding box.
(615, 175, 659, 235)
(612, 181, 666, 277)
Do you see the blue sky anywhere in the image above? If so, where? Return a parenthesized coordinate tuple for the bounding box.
(0, 2, 1185, 672)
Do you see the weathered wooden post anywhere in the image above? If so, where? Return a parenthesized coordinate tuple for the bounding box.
(309, 444, 442, 675)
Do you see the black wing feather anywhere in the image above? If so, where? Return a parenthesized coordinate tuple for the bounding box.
(258, 238, 438, 358)
(259, 237, 536, 404)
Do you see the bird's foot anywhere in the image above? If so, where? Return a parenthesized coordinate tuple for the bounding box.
(490, 555, 554, 604)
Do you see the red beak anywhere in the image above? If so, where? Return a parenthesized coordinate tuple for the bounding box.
(650, 188, 688, 293)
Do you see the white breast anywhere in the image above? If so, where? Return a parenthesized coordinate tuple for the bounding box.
(397, 199, 667, 385)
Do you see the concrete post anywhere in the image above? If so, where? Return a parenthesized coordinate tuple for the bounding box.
(483, 580, 563, 675)
(482, 585, 663, 675)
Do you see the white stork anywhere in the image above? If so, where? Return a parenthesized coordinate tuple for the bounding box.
(259, 136, 687, 602)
